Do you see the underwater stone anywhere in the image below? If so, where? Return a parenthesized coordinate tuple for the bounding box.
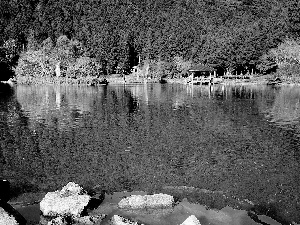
(73, 214, 106, 225)
(111, 215, 144, 225)
(118, 193, 174, 209)
(180, 215, 202, 225)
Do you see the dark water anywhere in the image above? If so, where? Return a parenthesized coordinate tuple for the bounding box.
(0, 83, 300, 223)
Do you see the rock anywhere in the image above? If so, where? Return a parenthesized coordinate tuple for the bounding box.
(40, 182, 91, 217)
(0, 200, 27, 225)
(118, 193, 174, 209)
(73, 215, 106, 225)
(40, 215, 73, 225)
(111, 215, 144, 225)
(145, 194, 174, 208)
(0, 207, 18, 225)
(119, 195, 146, 209)
(180, 215, 201, 225)
(60, 182, 84, 197)
(41, 214, 106, 225)
(46, 216, 67, 225)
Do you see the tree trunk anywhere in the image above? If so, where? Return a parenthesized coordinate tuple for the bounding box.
(144, 28, 152, 78)
(55, 62, 61, 77)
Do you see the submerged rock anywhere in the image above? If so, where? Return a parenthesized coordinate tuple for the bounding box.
(73, 214, 106, 225)
(40, 214, 106, 225)
(180, 215, 201, 225)
(118, 193, 174, 209)
(111, 215, 144, 225)
(40, 182, 91, 217)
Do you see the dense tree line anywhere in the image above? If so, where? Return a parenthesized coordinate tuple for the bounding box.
(1, 0, 300, 78)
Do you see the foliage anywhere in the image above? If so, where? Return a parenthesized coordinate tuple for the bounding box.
(4, 0, 300, 78)
(148, 59, 174, 78)
(256, 53, 278, 74)
(1, 39, 19, 68)
(15, 35, 101, 79)
(15, 50, 49, 77)
(276, 64, 300, 81)
(66, 57, 101, 78)
(269, 39, 300, 67)
(173, 56, 192, 75)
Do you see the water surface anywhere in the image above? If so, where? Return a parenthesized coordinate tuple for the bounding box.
(0, 83, 299, 223)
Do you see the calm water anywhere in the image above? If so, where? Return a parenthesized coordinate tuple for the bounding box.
(0, 83, 300, 223)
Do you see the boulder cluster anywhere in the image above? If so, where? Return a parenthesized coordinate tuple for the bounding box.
(38, 182, 202, 225)
(0, 181, 289, 225)
(39, 182, 105, 225)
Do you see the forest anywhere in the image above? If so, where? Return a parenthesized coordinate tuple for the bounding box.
(1, 0, 300, 81)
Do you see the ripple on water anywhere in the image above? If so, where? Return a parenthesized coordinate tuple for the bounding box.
(1, 84, 299, 224)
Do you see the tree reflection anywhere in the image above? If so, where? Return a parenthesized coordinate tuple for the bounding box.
(261, 87, 300, 126)
(0, 83, 42, 199)
(3, 83, 299, 224)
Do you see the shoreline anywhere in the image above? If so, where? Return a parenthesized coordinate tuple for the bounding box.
(11, 74, 300, 86)
(7, 186, 296, 225)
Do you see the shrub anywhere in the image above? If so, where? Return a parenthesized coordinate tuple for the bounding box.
(15, 50, 48, 77)
(41, 37, 54, 52)
(270, 39, 300, 68)
(149, 59, 173, 78)
(66, 56, 101, 78)
(15, 35, 103, 83)
(56, 35, 70, 49)
(257, 53, 278, 74)
(276, 64, 300, 80)
(173, 56, 192, 74)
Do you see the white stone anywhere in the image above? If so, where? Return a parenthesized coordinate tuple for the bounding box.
(47, 216, 66, 225)
(118, 195, 147, 209)
(111, 215, 144, 225)
(180, 215, 202, 225)
(40, 182, 90, 217)
(60, 182, 84, 197)
(118, 193, 174, 209)
(0, 207, 18, 225)
(145, 194, 174, 208)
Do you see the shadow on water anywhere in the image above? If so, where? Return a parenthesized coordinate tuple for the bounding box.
(0, 83, 42, 201)
(0, 83, 14, 180)
(0, 62, 14, 81)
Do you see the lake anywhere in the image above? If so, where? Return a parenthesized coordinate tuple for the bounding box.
(0, 83, 299, 224)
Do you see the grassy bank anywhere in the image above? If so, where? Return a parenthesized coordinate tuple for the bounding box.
(15, 74, 162, 85)
(11, 74, 286, 86)
(15, 75, 107, 85)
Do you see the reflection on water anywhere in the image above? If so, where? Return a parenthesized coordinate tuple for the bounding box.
(260, 86, 300, 127)
(0, 84, 300, 223)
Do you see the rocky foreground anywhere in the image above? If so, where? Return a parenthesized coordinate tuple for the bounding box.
(1, 182, 290, 225)
(38, 182, 201, 225)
